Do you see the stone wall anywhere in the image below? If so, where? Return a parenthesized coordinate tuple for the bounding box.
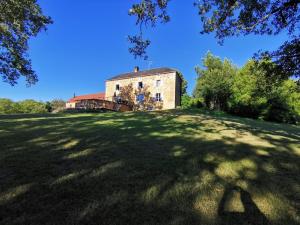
(105, 72, 181, 110)
(66, 102, 76, 109)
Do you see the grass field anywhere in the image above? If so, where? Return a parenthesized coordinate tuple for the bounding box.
(0, 109, 299, 225)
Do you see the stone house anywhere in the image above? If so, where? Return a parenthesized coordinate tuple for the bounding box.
(105, 67, 182, 110)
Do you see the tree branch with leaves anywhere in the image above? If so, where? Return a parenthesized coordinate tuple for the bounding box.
(0, 0, 52, 86)
(129, 0, 300, 80)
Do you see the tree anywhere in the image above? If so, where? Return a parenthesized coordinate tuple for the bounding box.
(256, 39, 300, 80)
(194, 52, 300, 123)
(0, 99, 48, 114)
(0, 0, 52, 86)
(228, 60, 268, 118)
(118, 83, 159, 111)
(194, 52, 237, 110)
(51, 99, 66, 112)
(177, 72, 187, 95)
(128, 0, 170, 59)
(45, 101, 52, 112)
(0, 98, 16, 114)
(118, 83, 136, 106)
(18, 99, 47, 113)
(129, 1, 300, 79)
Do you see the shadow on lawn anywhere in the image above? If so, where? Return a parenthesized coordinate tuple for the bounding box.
(218, 186, 269, 225)
(0, 110, 299, 225)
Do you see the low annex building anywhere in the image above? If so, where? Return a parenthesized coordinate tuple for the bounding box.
(66, 93, 105, 109)
(106, 67, 182, 110)
(66, 67, 182, 111)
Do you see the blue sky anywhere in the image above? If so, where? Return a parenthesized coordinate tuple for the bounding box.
(0, 0, 288, 101)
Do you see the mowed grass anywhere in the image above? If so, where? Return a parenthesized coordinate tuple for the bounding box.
(0, 109, 299, 225)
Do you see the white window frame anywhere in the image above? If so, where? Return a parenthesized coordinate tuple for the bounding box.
(156, 80, 161, 87)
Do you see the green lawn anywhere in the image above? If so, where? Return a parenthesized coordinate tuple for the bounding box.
(0, 109, 299, 225)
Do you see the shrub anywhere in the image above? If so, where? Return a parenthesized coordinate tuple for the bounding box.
(51, 99, 66, 113)
(181, 94, 203, 109)
(181, 94, 192, 109)
(261, 96, 299, 124)
(0, 98, 16, 114)
(18, 100, 47, 113)
(261, 80, 300, 124)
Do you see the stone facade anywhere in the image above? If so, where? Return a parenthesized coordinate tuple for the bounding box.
(105, 68, 182, 110)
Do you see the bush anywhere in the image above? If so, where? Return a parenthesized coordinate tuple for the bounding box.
(0, 98, 16, 114)
(0, 99, 48, 114)
(190, 98, 204, 108)
(260, 80, 300, 124)
(51, 99, 66, 112)
(261, 96, 299, 124)
(181, 94, 203, 109)
(181, 94, 192, 109)
(18, 100, 47, 114)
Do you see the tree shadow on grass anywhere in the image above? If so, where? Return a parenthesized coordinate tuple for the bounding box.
(0, 110, 299, 225)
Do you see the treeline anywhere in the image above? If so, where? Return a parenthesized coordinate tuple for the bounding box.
(183, 53, 300, 124)
(0, 99, 66, 114)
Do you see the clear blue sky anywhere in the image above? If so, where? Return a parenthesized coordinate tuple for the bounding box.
(0, 0, 288, 101)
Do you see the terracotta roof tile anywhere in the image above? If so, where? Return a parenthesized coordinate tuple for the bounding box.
(68, 92, 105, 103)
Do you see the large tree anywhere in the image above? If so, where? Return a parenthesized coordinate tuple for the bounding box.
(194, 52, 237, 110)
(129, 0, 300, 79)
(0, 0, 52, 86)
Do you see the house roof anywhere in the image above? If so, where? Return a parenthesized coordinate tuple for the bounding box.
(67, 92, 105, 103)
(106, 67, 178, 81)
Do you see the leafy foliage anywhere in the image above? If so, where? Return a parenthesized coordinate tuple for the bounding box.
(0, 98, 51, 114)
(0, 0, 52, 85)
(129, 1, 300, 80)
(228, 60, 267, 118)
(181, 94, 204, 109)
(118, 83, 136, 106)
(194, 53, 300, 124)
(177, 71, 188, 95)
(118, 83, 161, 111)
(195, 0, 299, 41)
(45, 101, 52, 112)
(128, 0, 170, 59)
(18, 99, 47, 113)
(128, 35, 151, 60)
(51, 99, 66, 112)
(181, 94, 192, 109)
(256, 38, 300, 80)
(194, 52, 237, 110)
(0, 98, 16, 114)
(261, 79, 300, 123)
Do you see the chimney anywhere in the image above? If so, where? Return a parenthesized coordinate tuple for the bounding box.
(134, 66, 139, 73)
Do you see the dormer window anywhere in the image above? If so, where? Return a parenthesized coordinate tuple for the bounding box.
(116, 84, 120, 91)
(138, 82, 143, 88)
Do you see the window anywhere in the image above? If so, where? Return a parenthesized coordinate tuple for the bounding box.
(138, 82, 143, 88)
(136, 94, 144, 102)
(156, 80, 161, 87)
(155, 93, 162, 102)
(115, 96, 122, 103)
(116, 84, 120, 91)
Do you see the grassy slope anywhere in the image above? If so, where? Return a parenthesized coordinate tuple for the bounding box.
(0, 109, 299, 225)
